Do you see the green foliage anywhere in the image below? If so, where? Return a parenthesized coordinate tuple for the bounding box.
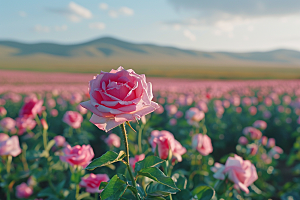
(86, 151, 126, 170)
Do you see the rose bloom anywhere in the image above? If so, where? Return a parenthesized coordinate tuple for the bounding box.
(211, 154, 258, 194)
(192, 134, 213, 156)
(46, 98, 56, 108)
(248, 106, 257, 116)
(79, 173, 110, 193)
(154, 105, 164, 114)
(253, 120, 267, 130)
(149, 130, 186, 162)
(248, 144, 258, 155)
(169, 118, 177, 126)
(0, 106, 7, 117)
(104, 133, 121, 148)
(80, 67, 159, 132)
(60, 144, 94, 168)
(185, 107, 205, 126)
(165, 104, 178, 116)
(129, 154, 145, 170)
(63, 111, 83, 129)
(16, 117, 37, 135)
(54, 135, 67, 147)
(0, 117, 16, 131)
(238, 136, 248, 145)
(267, 138, 276, 148)
(16, 183, 33, 199)
(243, 127, 262, 140)
(51, 109, 59, 117)
(19, 97, 43, 118)
(261, 136, 268, 146)
(0, 133, 22, 157)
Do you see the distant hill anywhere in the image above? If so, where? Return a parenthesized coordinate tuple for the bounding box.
(0, 37, 300, 79)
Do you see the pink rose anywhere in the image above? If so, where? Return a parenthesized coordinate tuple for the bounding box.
(0, 133, 21, 157)
(197, 101, 208, 113)
(51, 109, 58, 117)
(169, 118, 177, 125)
(80, 66, 159, 132)
(149, 130, 186, 162)
(16, 117, 37, 135)
(46, 99, 56, 108)
(248, 106, 257, 115)
(19, 97, 43, 118)
(192, 134, 213, 156)
(261, 136, 268, 146)
(212, 154, 258, 194)
(54, 135, 67, 147)
(0, 117, 16, 131)
(129, 154, 145, 170)
(71, 92, 83, 105)
(165, 105, 178, 115)
(248, 144, 258, 155)
(267, 138, 276, 148)
(154, 105, 164, 114)
(0, 106, 7, 117)
(79, 173, 110, 193)
(185, 107, 205, 126)
(16, 183, 33, 199)
(60, 144, 94, 168)
(104, 133, 121, 148)
(253, 120, 267, 130)
(243, 127, 262, 140)
(238, 136, 248, 145)
(63, 111, 83, 129)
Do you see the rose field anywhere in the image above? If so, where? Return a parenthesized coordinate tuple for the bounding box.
(0, 68, 300, 200)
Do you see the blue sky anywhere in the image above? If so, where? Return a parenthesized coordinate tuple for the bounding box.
(1, 0, 300, 52)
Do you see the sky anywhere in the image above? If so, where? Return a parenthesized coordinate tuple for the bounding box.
(1, 0, 300, 52)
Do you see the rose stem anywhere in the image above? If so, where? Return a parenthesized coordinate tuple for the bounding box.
(6, 155, 12, 200)
(120, 123, 138, 196)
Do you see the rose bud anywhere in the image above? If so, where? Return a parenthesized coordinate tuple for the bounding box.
(63, 111, 83, 129)
(104, 133, 121, 148)
(54, 135, 67, 147)
(51, 109, 58, 117)
(41, 119, 48, 130)
(16, 183, 33, 199)
(19, 97, 43, 118)
(0, 107, 7, 117)
(129, 154, 145, 170)
(267, 138, 276, 148)
(238, 136, 248, 145)
(261, 136, 268, 146)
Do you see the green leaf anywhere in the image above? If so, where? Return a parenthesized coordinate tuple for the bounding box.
(192, 185, 215, 200)
(99, 182, 108, 190)
(172, 173, 187, 190)
(86, 151, 126, 170)
(46, 139, 56, 152)
(172, 189, 192, 200)
(146, 181, 178, 197)
(100, 174, 128, 200)
(135, 156, 165, 172)
(145, 196, 166, 200)
(37, 187, 55, 197)
(137, 167, 179, 190)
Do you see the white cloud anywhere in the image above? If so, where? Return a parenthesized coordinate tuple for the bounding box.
(99, 3, 108, 10)
(173, 24, 181, 30)
(19, 11, 27, 17)
(55, 25, 68, 31)
(34, 25, 50, 33)
(89, 22, 106, 30)
(119, 7, 134, 16)
(68, 2, 92, 19)
(109, 10, 118, 18)
(107, 6, 134, 18)
(184, 30, 196, 41)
